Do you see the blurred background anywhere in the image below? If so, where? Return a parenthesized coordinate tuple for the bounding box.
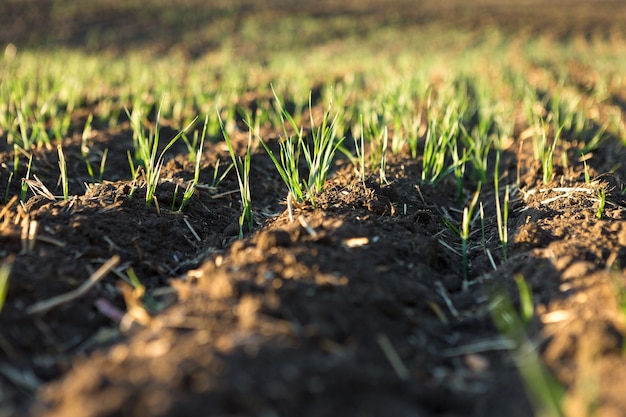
(2, 0, 626, 58)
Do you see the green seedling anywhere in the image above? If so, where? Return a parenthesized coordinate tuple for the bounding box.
(406, 110, 424, 160)
(302, 97, 344, 198)
(489, 286, 565, 417)
(596, 188, 606, 220)
(421, 98, 462, 185)
(494, 151, 510, 261)
(179, 114, 208, 211)
(126, 107, 196, 206)
(259, 93, 306, 203)
(260, 90, 343, 206)
(0, 255, 14, 316)
(4, 172, 13, 203)
(170, 184, 180, 212)
(545, 125, 563, 184)
(260, 125, 303, 203)
(219, 111, 253, 239)
(126, 150, 137, 199)
(449, 135, 469, 202)
(365, 112, 384, 173)
(352, 115, 366, 183)
(533, 117, 563, 184)
(461, 184, 481, 289)
(479, 202, 486, 252)
(440, 184, 482, 289)
(98, 148, 108, 183)
(12, 144, 20, 178)
(52, 107, 72, 142)
(421, 116, 450, 184)
(582, 154, 591, 184)
(81, 113, 96, 182)
(15, 103, 33, 149)
(122, 267, 159, 313)
(514, 274, 534, 325)
(20, 154, 33, 202)
(581, 123, 607, 155)
(180, 129, 200, 164)
(379, 126, 388, 185)
(459, 121, 491, 185)
(479, 200, 501, 271)
(211, 159, 234, 189)
(125, 267, 144, 294)
(57, 145, 69, 200)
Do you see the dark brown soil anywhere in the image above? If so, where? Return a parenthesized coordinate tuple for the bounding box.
(2, 2, 626, 417)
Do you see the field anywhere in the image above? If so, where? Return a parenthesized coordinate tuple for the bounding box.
(2, 1, 626, 416)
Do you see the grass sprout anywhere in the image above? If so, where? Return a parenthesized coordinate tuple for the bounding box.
(81, 113, 96, 181)
(219, 111, 253, 238)
(0, 255, 14, 316)
(57, 145, 69, 200)
(2, 14, 626, 416)
(422, 108, 457, 184)
(352, 115, 366, 182)
(126, 107, 196, 206)
(302, 98, 344, 198)
(494, 151, 510, 261)
(449, 135, 469, 202)
(211, 159, 234, 189)
(514, 274, 534, 325)
(98, 149, 109, 183)
(80, 114, 108, 183)
(461, 184, 482, 288)
(3, 172, 14, 203)
(179, 114, 208, 211)
(532, 117, 563, 184)
(596, 188, 606, 219)
(379, 126, 388, 185)
(489, 286, 565, 417)
(260, 90, 343, 206)
(20, 154, 33, 202)
(259, 113, 304, 203)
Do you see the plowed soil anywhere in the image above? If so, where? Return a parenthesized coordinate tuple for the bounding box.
(2, 2, 626, 417)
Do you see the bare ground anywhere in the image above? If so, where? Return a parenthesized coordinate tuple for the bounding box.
(2, 2, 626, 416)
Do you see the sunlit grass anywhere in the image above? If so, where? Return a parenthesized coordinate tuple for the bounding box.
(1, 17, 622, 257)
(1, 12, 626, 413)
(259, 92, 344, 207)
(489, 281, 565, 417)
(219, 111, 253, 238)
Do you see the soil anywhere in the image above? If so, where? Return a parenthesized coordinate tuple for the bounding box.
(2, 2, 626, 417)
